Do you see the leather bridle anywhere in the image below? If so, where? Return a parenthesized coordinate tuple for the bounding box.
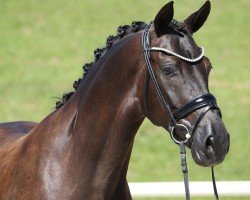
(142, 24, 220, 200)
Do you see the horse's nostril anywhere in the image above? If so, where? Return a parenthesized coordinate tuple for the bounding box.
(205, 136, 215, 156)
(205, 136, 214, 149)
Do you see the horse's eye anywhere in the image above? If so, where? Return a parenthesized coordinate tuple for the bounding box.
(162, 66, 175, 75)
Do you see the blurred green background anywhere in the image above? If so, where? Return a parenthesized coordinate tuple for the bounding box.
(0, 0, 249, 199)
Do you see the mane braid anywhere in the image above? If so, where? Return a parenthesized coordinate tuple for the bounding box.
(55, 19, 184, 109)
(55, 21, 148, 109)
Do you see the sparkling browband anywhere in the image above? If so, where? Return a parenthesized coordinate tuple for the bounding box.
(150, 47, 204, 63)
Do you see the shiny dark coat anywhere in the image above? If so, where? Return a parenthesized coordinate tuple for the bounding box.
(0, 1, 229, 199)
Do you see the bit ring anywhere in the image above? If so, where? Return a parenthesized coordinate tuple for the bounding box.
(170, 124, 191, 144)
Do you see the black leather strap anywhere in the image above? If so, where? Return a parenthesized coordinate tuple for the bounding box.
(212, 167, 219, 200)
(180, 142, 190, 200)
(192, 103, 221, 135)
(174, 93, 218, 122)
(143, 69, 151, 119)
(142, 24, 177, 128)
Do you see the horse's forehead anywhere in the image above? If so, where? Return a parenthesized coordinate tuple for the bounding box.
(160, 34, 199, 52)
(156, 34, 205, 71)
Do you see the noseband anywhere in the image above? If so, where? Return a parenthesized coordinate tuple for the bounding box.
(142, 24, 220, 200)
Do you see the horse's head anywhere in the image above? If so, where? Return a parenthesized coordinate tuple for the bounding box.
(141, 1, 230, 167)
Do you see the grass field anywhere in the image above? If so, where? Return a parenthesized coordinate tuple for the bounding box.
(0, 0, 249, 199)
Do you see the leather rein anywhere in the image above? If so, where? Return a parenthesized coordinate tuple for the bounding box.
(142, 24, 220, 200)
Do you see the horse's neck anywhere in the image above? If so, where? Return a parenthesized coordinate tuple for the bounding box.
(69, 34, 144, 196)
(32, 33, 145, 198)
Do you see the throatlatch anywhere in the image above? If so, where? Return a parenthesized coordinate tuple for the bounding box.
(142, 24, 220, 200)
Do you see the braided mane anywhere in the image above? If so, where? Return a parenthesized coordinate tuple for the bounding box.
(55, 19, 183, 109)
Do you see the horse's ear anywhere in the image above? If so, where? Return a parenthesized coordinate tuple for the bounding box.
(154, 1, 174, 37)
(184, 1, 211, 34)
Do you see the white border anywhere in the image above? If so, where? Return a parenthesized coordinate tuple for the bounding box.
(129, 181, 250, 197)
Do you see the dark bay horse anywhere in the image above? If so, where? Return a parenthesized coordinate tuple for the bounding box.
(0, 1, 230, 199)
